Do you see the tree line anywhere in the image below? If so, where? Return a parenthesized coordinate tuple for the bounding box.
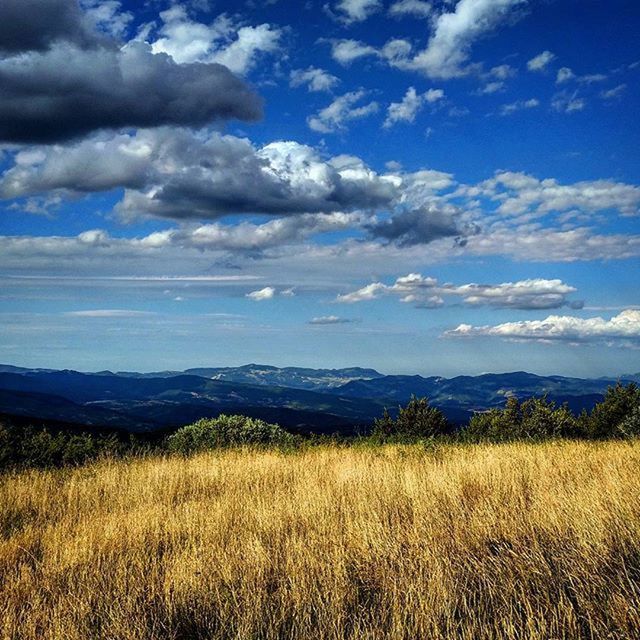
(1, 382, 639, 469)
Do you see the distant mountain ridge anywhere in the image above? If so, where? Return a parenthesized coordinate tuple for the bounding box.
(0, 364, 636, 434)
(111, 363, 384, 391)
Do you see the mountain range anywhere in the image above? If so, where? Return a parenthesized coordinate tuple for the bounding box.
(0, 364, 637, 435)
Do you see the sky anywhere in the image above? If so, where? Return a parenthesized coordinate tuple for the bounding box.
(0, 0, 639, 377)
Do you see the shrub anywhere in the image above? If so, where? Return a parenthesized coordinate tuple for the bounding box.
(166, 414, 295, 454)
(372, 396, 450, 440)
(583, 382, 640, 439)
(0, 420, 129, 470)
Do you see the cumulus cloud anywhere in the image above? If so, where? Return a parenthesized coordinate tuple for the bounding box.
(328, 39, 379, 65)
(337, 274, 581, 310)
(332, 0, 382, 24)
(307, 91, 379, 133)
(246, 286, 276, 300)
(150, 8, 281, 75)
(0, 42, 262, 144)
(308, 315, 355, 325)
(0, 129, 399, 219)
(406, 0, 529, 79)
(383, 87, 444, 127)
(0, 1, 266, 144)
(527, 50, 555, 72)
(290, 67, 340, 92)
(467, 171, 640, 217)
(445, 309, 640, 345)
(388, 0, 432, 18)
(245, 286, 295, 300)
(452, 279, 582, 310)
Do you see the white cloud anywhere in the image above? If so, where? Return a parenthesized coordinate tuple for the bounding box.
(337, 282, 389, 303)
(246, 286, 276, 300)
(333, 0, 382, 23)
(407, 0, 528, 79)
(383, 86, 444, 128)
(527, 50, 555, 72)
(210, 23, 281, 75)
(556, 67, 607, 85)
(478, 81, 505, 94)
(551, 91, 585, 113)
(601, 84, 627, 100)
(150, 8, 281, 74)
(65, 309, 156, 318)
(337, 274, 580, 310)
(452, 279, 580, 309)
(499, 98, 539, 115)
(168, 213, 368, 252)
(445, 309, 640, 345)
(490, 64, 516, 80)
(469, 171, 640, 217)
(465, 227, 640, 262)
(308, 315, 355, 324)
(329, 39, 378, 65)
(307, 90, 379, 133)
(556, 67, 575, 84)
(388, 0, 432, 18)
(290, 67, 339, 92)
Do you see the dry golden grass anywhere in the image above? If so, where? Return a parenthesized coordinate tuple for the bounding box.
(1, 440, 640, 639)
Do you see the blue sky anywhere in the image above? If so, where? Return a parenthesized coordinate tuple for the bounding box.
(0, 0, 639, 376)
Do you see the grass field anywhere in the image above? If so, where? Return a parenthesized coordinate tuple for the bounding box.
(1, 440, 640, 639)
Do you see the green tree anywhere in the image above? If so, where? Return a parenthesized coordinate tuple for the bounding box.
(373, 396, 449, 440)
(584, 382, 640, 439)
(465, 396, 579, 442)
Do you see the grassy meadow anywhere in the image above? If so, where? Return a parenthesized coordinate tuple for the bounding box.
(1, 440, 640, 639)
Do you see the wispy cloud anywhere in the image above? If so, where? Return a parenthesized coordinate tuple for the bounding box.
(308, 315, 356, 325)
(64, 309, 157, 318)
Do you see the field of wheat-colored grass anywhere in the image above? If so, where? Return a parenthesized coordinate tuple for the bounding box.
(1, 440, 640, 640)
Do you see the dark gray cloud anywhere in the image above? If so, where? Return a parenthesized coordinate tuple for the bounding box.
(0, 42, 262, 143)
(120, 139, 396, 219)
(1, 129, 397, 218)
(0, 0, 98, 53)
(368, 206, 478, 246)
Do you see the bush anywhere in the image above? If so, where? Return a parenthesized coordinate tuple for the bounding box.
(0, 420, 128, 470)
(465, 396, 580, 442)
(166, 414, 295, 454)
(583, 382, 640, 439)
(372, 396, 450, 440)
